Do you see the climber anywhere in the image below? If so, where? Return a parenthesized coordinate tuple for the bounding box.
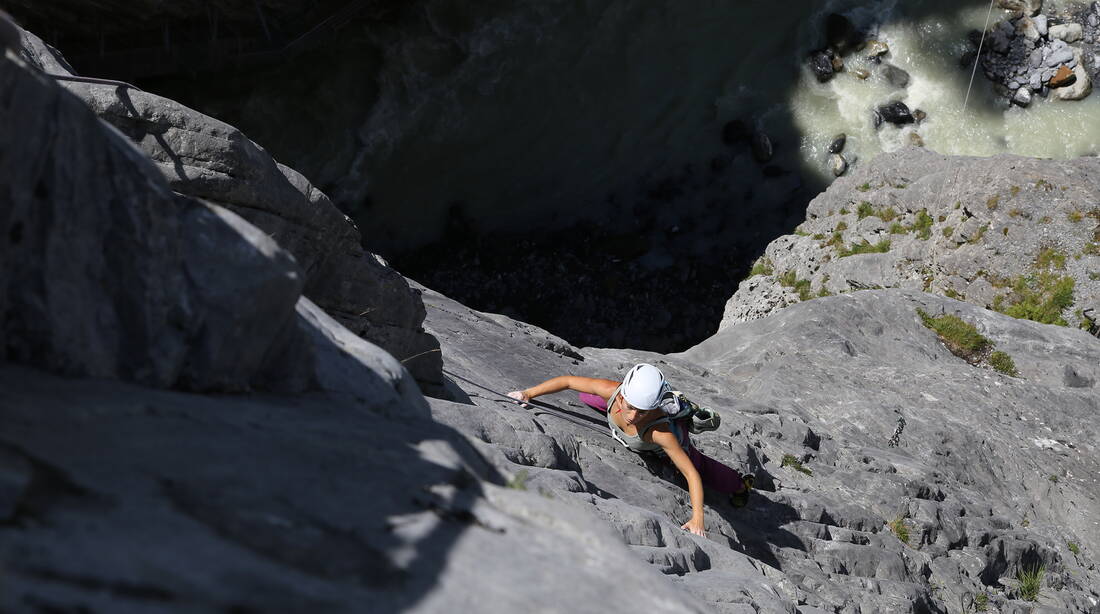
(508, 363, 753, 537)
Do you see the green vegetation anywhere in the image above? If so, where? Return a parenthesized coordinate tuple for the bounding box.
(917, 309, 991, 363)
(1039, 216, 1052, 224)
(750, 257, 774, 277)
(990, 351, 1018, 377)
(889, 516, 910, 545)
(839, 207, 850, 215)
(912, 209, 934, 239)
(825, 232, 844, 247)
(993, 273, 1075, 326)
(857, 201, 875, 219)
(1069, 542, 1080, 555)
(1068, 210, 1084, 223)
(1010, 185, 1020, 197)
(889, 222, 908, 234)
(1009, 208, 1024, 218)
(1084, 242, 1100, 256)
(794, 229, 810, 236)
(507, 469, 529, 490)
(835, 221, 848, 232)
(973, 592, 988, 612)
(857, 182, 871, 192)
(944, 288, 961, 299)
(781, 454, 812, 475)
(877, 207, 898, 222)
(1035, 248, 1066, 269)
(839, 239, 891, 258)
(1048, 474, 1059, 483)
(987, 195, 1000, 210)
(943, 226, 954, 238)
(812, 233, 825, 240)
(1017, 563, 1045, 602)
(1035, 179, 1052, 191)
(967, 224, 989, 245)
(779, 271, 814, 301)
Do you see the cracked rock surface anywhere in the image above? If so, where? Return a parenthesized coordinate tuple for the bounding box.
(424, 283, 1100, 613)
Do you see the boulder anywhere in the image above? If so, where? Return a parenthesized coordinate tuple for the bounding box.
(1049, 64, 1077, 88)
(1052, 49, 1092, 100)
(865, 40, 890, 58)
(997, 0, 1043, 17)
(882, 63, 911, 88)
(809, 49, 836, 82)
(877, 101, 915, 125)
(828, 134, 847, 154)
(1012, 86, 1033, 106)
(751, 124, 774, 163)
(830, 153, 848, 177)
(1048, 22, 1083, 43)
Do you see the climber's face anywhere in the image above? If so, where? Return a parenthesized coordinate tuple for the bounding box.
(618, 396, 655, 426)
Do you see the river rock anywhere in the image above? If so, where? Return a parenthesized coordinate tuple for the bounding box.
(829, 153, 848, 177)
(809, 49, 836, 82)
(1052, 48, 1092, 100)
(865, 40, 890, 58)
(997, 0, 1043, 17)
(1034, 13, 1048, 37)
(882, 63, 910, 88)
(1049, 22, 1083, 43)
(877, 101, 915, 125)
(1012, 85, 1033, 106)
(852, 67, 870, 79)
(907, 131, 925, 147)
(1049, 64, 1076, 87)
(751, 124, 773, 163)
(828, 133, 847, 154)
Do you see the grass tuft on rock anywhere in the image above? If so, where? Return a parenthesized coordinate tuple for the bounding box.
(838, 239, 891, 257)
(1017, 563, 1044, 602)
(989, 351, 1018, 377)
(889, 516, 910, 545)
(857, 201, 875, 219)
(917, 309, 991, 362)
(750, 257, 774, 277)
(973, 592, 989, 612)
(781, 454, 812, 475)
(993, 273, 1075, 326)
(912, 209, 933, 239)
(1068, 542, 1080, 555)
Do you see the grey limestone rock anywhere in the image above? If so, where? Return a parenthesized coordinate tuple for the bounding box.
(721, 147, 1100, 331)
(19, 26, 443, 390)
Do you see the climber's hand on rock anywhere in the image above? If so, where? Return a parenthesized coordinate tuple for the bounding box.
(507, 390, 531, 407)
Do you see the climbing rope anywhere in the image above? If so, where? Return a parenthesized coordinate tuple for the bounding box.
(441, 367, 608, 436)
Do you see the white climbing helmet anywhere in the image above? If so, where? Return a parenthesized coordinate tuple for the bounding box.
(620, 363, 667, 411)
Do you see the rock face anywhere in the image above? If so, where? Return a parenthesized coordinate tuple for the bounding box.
(721, 147, 1100, 331)
(421, 283, 1100, 613)
(4, 14, 1100, 614)
(19, 27, 444, 391)
(0, 45, 704, 614)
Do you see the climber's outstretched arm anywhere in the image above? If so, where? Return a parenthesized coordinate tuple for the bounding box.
(508, 376, 618, 404)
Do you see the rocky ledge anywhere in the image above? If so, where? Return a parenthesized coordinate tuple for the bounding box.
(721, 147, 1100, 337)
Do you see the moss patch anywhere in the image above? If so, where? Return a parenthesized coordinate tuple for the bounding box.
(993, 273, 1075, 326)
(838, 239, 891, 258)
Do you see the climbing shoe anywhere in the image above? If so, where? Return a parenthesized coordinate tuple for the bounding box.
(689, 406, 721, 433)
(730, 474, 755, 508)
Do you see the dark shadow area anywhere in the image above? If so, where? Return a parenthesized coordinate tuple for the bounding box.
(6, 1, 1011, 353)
